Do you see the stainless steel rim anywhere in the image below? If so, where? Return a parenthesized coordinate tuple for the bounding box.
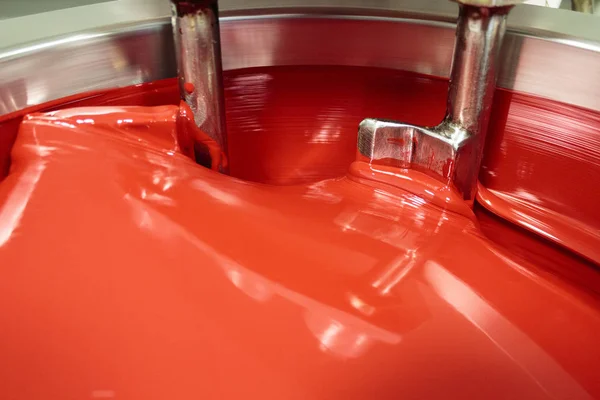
(1, 0, 599, 115)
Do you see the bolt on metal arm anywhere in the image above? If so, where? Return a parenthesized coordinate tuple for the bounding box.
(170, 0, 229, 173)
(358, 0, 523, 202)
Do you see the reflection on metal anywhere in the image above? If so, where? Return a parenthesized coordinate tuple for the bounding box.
(170, 0, 229, 173)
(358, 1, 520, 201)
(572, 0, 595, 12)
(0, 0, 599, 117)
(457, 0, 521, 5)
(0, 23, 176, 116)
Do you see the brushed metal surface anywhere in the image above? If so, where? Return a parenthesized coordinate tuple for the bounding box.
(0, 22, 176, 115)
(0, 0, 112, 20)
(0, 0, 599, 115)
(2, 0, 599, 49)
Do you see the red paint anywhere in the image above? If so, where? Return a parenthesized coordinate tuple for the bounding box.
(480, 91, 600, 265)
(348, 162, 474, 220)
(477, 183, 600, 265)
(183, 82, 195, 94)
(387, 137, 406, 146)
(225, 67, 444, 185)
(0, 78, 180, 179)
(1, 103, 600, 399)
(0, 67, 597, 266)
(442, 157, 454, 178)
(475, 203, 600, 295)
(0, 66, 599, 398)
(178, 101, 225, 170)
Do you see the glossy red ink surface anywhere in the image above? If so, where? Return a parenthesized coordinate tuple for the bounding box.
(477, 183, 600, 268)
(0, 66, 599, 399)
(480, 92, 600, 264)
(0, 78, 180, 178)
(225, 67, 444, 185)
(1, 104, 600, 399)
(0, 67, 597, 270)
(226, 67, 600, 268)
(474, 203, 600, 296)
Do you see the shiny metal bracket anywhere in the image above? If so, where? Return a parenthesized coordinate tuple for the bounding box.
(170, 0, 229, 173)
(358, 0, 523, 202)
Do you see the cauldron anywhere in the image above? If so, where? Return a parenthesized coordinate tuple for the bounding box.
(0, 1, 599, 398)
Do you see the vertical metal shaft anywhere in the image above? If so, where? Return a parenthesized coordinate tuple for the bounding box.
(572, 0, 594, 13)
(446, 4, 510, 137)
(170, 0, 228, 173)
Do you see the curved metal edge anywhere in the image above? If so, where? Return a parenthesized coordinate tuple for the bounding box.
(0, 1, 599, 115)
(454, 0, 524, 5)
(2, 0, 599, 51)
